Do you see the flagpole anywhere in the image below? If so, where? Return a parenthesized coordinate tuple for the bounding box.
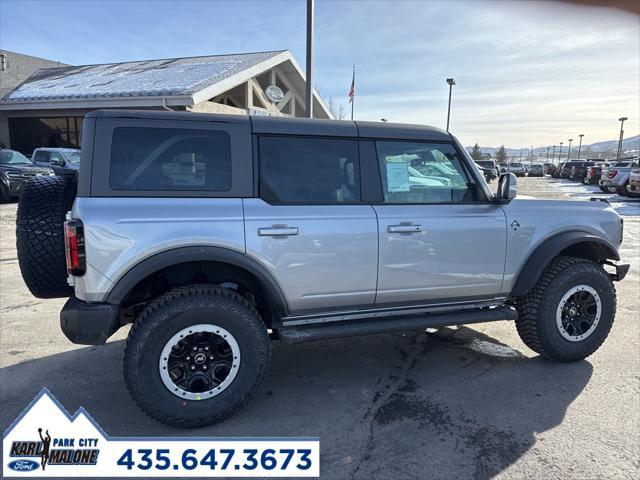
(351, 63, 355, 121)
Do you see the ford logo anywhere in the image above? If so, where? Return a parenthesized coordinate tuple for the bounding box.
(8, 459, 39, 472)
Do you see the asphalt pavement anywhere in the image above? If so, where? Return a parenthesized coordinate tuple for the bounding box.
(1, 176, 638, 479)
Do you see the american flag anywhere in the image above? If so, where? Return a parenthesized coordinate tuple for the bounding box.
(348, 70, 355, 103)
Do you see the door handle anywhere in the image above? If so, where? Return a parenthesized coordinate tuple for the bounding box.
(258, 227, 299, 236)
(388, 224, 422, 233)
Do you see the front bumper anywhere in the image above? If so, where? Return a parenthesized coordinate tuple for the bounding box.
(60, 297, 119, 345)
(603, 260, 630, 282)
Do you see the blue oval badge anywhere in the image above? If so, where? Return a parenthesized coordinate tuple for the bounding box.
(8, 459, 39, 472)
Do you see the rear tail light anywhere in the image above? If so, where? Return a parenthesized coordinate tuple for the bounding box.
(609, 170, 618, 178)
(64, 219, 86, 276)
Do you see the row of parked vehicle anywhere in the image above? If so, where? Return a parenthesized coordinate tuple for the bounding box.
(547, 157, 640, 198)
(0, 147, 80, 202)
(474, 160, 544, 182)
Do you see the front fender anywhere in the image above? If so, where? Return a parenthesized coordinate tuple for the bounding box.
(510, 231, 620, 297)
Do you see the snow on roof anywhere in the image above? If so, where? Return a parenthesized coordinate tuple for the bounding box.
(2, 51, 285, 102)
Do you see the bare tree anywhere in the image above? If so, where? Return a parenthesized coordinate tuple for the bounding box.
(325, 97, 346, 120)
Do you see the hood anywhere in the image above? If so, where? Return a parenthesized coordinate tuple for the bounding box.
(0, 163, 54, 175)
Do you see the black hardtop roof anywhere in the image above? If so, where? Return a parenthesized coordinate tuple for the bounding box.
(87, 110, 452, 141)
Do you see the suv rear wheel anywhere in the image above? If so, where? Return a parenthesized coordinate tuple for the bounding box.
(515, 256, 616, 362)
(124, 285, 270, 428)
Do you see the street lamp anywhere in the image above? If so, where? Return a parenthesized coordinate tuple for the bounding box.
(546, 147, 550, 161)
(552, 145, 556, 162)
(617, 117, 628, 161)
(567, 138, 573, 160)
(558, 142, 563, 164)
(380, 118, 388, 123)
(577, 134, 584, 159)
(446, 78, 455, 132)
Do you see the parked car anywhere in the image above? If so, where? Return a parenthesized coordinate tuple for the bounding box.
(626, 166, 640, 198)
(507, 162, 526, 176)
(585, 164, 605, 185)
(32, 147, 81, 177)
(543, 163, 555, 175)
(16, 110, 629, 428)
(552, 162, 565, 178)
(570, 160, 597, 182)
(474, 160, 498, 182)
(527, 164, 544, 177)
(600, 158, 639, 196)
(0, 149, 55, 202)
(558, 161, 583, 179)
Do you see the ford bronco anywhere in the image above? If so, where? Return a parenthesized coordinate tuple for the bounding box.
(17, 110, 629, 427)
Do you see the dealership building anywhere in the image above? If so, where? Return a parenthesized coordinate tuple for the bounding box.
(0, 49, 331, 154)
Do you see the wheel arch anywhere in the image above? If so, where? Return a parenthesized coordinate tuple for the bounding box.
(510, 231, 620, 297)
(105, 246, 289, 326)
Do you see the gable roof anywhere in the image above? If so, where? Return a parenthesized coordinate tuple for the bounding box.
(0, 50, 331, 118)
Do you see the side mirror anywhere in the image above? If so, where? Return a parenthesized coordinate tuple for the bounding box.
(51, 158, 65, 167)
(497, 173, 517, 202)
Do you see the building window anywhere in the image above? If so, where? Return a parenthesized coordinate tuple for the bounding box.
(8, 117, 83, 155)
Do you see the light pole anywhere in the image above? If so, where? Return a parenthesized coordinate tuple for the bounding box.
(577, 134, 584, 159)
(552, 145, 556, 163)
(305, 0, 314, 118)
(380, 118, 388, 123)
(446, 78, 455, 131)
(617, 117, 628, 161)
(546, 147, 550, 161)
(567, 138, 573, 160)
(558, 142, 563, 164)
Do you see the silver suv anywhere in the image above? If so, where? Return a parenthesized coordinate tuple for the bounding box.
(16, 110, 629, 428)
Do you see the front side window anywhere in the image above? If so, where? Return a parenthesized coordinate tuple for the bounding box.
(259, 136, 360, 204)
(110, 127, 231, 191)
(33, 150, 50, 163)
(376, 141, 475, 203)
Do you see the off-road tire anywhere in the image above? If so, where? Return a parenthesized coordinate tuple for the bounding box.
(16, 175, 76, 298)
(515, 256, 616, 362)
(124, 285, 270, 428)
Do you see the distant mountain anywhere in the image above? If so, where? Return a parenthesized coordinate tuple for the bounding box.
(467, 135, 640, 158)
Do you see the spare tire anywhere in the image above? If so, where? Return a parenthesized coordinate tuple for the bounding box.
(16, 175, 76, 298)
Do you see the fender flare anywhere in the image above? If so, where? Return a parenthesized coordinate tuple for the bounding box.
(510, 231, 620, 297)
(105, 246, 289, 318)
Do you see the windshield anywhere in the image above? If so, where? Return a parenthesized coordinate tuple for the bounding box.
(510, 163, 522, 167)
(476, 161, 494, 168)
(613, 162, 629, 167)
(63, 151, 81, 163)
(0, 150, 32, 165)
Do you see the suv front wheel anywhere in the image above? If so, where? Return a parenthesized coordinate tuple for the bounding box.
(515, 256, 616, 362)
(124, 285, 270, 428)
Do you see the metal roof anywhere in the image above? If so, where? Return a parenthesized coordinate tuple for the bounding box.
(2, 51, 285, 102)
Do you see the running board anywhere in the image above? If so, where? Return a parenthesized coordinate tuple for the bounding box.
(277, 306, 517, 344)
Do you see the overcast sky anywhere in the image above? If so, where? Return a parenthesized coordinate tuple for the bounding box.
(1, 0, 638, 147)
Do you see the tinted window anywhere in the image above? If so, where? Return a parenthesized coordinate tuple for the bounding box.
(33, 150, 50, 163)
(110, 127, 231, 191)
(259, 136, 360, 204)
(376, 141, 475, 203)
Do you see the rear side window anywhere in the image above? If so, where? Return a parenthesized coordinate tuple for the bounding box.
(110, 127, 231, 191)
(259, 136, 360, 204)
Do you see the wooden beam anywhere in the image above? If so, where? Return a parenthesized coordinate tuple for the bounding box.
(252, 78, 278, 113)
(245, 80, 253, 108)
(276, 90, 294, 111)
